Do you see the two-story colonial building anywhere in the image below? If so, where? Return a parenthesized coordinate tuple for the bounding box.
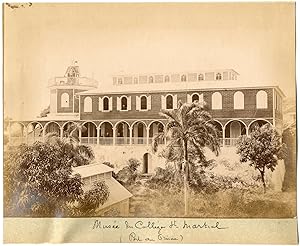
(8, 63, 285, 173)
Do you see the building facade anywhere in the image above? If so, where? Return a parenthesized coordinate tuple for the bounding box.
(9, 64, 285, 173)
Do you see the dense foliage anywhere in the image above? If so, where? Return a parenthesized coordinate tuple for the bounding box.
(116, 158, 141, 186)
(4, 135, 108, 217)
(237, 124, 287, 193)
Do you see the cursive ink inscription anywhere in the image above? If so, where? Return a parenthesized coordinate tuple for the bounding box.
(182, 221, 228, 230)
(125, 220, 166, 234)
(92, 220, 120, 230)
(129, 232, 183, 242)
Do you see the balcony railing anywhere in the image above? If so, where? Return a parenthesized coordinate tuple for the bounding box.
(99, 137, 114, 145)
(148, 137, 165, 145)
(48, 77, 98, 88)
(132, 137, 147, 145)
(80, 137, 97, 145)
(115, 137, 130, 145)
(9, 136, 240, 147)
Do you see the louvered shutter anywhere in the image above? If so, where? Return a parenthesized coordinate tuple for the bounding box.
(161, 95, 166, 109)
(98, 97, 103, 111)
(136, 96, 140, 111)
(128, 96, 131, 110)
(109, 97, 113, 111)
(117, 97, 121, 111)
(147, 95, 152, 110)
(173, 95, 178, 109)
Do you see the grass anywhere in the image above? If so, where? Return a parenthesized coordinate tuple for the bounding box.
(126, 181, 296, 218)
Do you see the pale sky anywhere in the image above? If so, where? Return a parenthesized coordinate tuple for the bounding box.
(4, 3, 295, 119)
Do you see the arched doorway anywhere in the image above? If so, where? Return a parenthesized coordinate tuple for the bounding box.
(27, 122, 43, 144)
(99, 122, 113, 145)
(143, 153, 152, 174)
(81, 122, 97, 144)
(132, 121, 147, 144)
(224, 120, 246, 146)
(115, 121, 130, 145)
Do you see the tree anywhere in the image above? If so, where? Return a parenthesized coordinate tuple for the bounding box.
(236, 124, 287, 193)
(4, 130, 107, 217)
(152, 101, 220, 215)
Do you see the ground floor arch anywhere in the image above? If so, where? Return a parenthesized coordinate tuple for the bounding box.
(248, 119, 272, 133)
(62, 121, 78, 138)
(132, 121, 147, 144)
(115, 121, 130, 145)
(99, 122, 114, 145)
(81, 122, 97, 144)
(44, 121, 61, 136)
(149, 121, 165, 145)
(10, 122, 26, 145)
(224, 120, 247, 146)
(27, 122, 43, 144)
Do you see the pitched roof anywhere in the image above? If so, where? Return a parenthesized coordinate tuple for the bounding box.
(73, 163, 113, 178)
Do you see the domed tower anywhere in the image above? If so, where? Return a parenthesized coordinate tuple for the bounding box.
(48, 62, 98, 117)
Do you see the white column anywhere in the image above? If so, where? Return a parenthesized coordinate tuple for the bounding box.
(113, 126, 116, 145)
(222, 126, 225, 147)
(79, 128, 82, 144)
(246, 125, 249, 136)
(60, 127, 63, 139)
(129, 126, 132, 145)
(25, 125, 28, 144)
(146, 126, 150, 145)
(97, 127, 100, 145)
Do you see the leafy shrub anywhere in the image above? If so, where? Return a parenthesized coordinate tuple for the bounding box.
(116, 158, 141, 186)
(75, 180, 109, 216)
(145, 165, 183, 193)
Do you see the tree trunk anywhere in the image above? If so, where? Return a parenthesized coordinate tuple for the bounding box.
(183, 139, 189, 216)
(259, 169, 266, 193)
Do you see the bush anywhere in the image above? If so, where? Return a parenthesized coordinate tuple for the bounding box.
(115, 158, 141, 186)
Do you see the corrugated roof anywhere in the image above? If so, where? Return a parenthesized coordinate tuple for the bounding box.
(73, 163, 113, 178)
(78, 80, 283, 95)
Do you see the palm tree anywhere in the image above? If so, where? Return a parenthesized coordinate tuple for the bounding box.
(152, 100, 220, 216)
(45, 122, 94, 167)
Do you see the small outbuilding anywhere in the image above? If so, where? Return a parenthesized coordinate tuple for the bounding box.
(73, 163, 133, 216)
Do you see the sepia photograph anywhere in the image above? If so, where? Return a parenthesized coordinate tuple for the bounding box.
(3, 2, 297, 244)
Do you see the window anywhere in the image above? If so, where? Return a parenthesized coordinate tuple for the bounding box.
(181, 75, 187, 82)
(103, 97, 109, 111)
(118, 78, 123, 84)
(166, 95, 173, 109)
(216, 73, 222, 80)
(198, 74, 204, 81)
(141, 96, 147, 110)
(121, 97, 127, 110)
(84, 96, 92, 112)
(134, 77, 138, 84)
(149, 76, 154, 83)
(192, 94, 199, 102)
(165, 76, 170, 82)
(212, 92, 222, 109)
(256, 90, 268, 109)
(61, 93, 69, 107)
(234, 91, 244, 109)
